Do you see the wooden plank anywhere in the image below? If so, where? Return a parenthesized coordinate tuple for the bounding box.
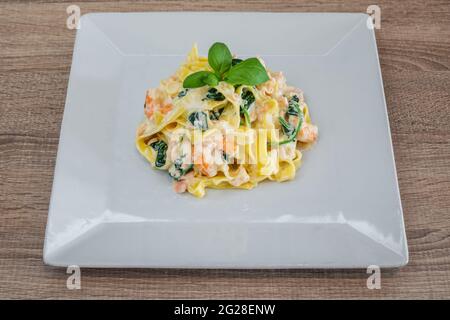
(0, 0, 449, 299)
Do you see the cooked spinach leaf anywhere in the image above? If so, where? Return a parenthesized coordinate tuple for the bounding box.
(287, 95, 300, 116)
(204, 88, 225, 101)
(241, 88, 255, 110)
(231, 58, 243, 66)
(209, 107, 225, 120)
(169, 156, 193, 181)
(276, 107, 304, 146)
(222, 151, 229, 163)
(292, 95, 299, 102)
(150, 140, 168, 168)
(240, 88, 255, 127)
(177, 89, 189, 98)
(278, 117, 295, 137)
(188, 111, 209, 131)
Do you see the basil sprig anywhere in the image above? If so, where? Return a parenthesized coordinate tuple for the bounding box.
(225, 58, 269, 86)
(183, 42, 269, 88)
(183, 71, 216, 88)
(208, 42, 232, 77)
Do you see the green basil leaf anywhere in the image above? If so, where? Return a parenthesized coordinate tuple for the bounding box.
(208, 42, 232, 76)
(183, 71, 214, 88)
(203, 73, 219, 87)
(225, 58, 269, 86)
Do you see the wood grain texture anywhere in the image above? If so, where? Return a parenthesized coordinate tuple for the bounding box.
(0, 0, 449, 299)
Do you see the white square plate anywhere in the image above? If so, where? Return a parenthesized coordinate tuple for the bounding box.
(44, 12, 408, 268)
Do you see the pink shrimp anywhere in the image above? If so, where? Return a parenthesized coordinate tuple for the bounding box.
(144, 94, 155, 118)
(172, 171, 194, 194)
(297, 123, 318, 143)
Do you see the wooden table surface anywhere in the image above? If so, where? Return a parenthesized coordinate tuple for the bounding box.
(0, 0, 449, 299)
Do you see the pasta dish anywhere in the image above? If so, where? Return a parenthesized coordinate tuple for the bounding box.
(136, 43, 318, 197)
